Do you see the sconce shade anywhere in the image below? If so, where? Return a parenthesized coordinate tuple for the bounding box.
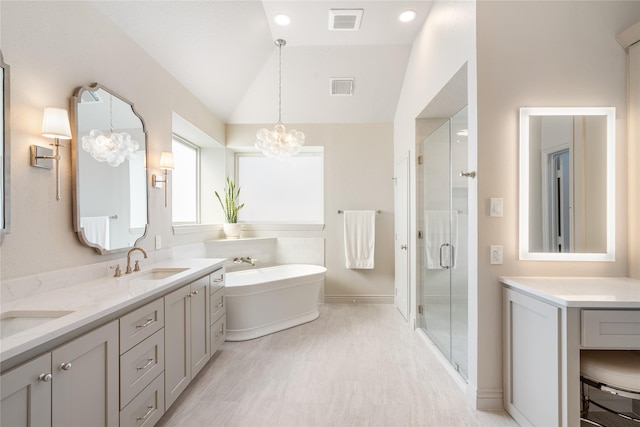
(159, 151, 174, 170)
(42, 107, 72, 139)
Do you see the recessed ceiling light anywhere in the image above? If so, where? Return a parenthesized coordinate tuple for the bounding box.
(398, 10, 417, 23)
(274, 14, 291, 26)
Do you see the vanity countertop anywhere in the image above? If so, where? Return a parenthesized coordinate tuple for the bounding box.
(499, 276, 640, 308)
(0, 258, 226, 370)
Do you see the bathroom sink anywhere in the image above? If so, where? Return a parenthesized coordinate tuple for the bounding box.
(133, 268, 189, 281)
(0, 310, 74, 339)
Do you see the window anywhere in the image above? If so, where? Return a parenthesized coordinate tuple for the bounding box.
(171, 136, 199, 223)
(236, 150, 324, 224)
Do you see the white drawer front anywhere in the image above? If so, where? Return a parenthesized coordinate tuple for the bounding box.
(210, 287, 225, 323)
(582, 309, 640, 349)
(120, 329, 165, 408)
(210, 268, 225, 295)
(120, 372, 164, 427)
(211, 315, 226, 354)
(120, 298, 164, 354)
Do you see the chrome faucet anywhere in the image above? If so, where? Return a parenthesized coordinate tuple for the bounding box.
(126, 247, 148, 274)
(233, 257, 257, 266)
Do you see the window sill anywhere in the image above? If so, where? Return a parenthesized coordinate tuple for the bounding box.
(241, 223, 325, 232)
(172, 223, 325, 235)
(172, 224, 221, 235)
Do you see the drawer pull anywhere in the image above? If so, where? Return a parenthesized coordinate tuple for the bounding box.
(215, 301, 224, 308)
(60, 362, 72, 371)
(215, 331, 224, 338)
(38, 373, 52, 382)
(192, 290, 199, 296)
(136, 358, 154, 371)
(136, 405, 155, 421)
(213, 276, 224, 283)
(136, 318, 155, 329)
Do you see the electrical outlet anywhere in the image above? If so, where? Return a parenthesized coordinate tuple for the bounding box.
(490, 245, 503, 265)
(155, 235, 162, 250)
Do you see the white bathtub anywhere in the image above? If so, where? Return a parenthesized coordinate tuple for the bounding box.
(225, 264, 326, 341)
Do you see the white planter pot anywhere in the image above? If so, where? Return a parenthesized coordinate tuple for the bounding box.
(223, 223, 241, 239)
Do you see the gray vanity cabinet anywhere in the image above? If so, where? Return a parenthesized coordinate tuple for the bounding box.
(51, 320, 119, 427)
(210, 268, 226, 354)
(164, 275, 210, 409)
(0, 353, 52, 427)
(0, 320, 118, 427)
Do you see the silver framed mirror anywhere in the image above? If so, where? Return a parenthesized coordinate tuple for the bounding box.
(519, 107, 615, 261)
(71, 83, 148, 254)
(1, 51, 10, 245)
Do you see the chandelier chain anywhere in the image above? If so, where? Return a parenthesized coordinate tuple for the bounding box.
(278, 40, 282, 124)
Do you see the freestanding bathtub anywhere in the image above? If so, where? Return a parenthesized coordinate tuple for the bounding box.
(225, 264, 326, 341)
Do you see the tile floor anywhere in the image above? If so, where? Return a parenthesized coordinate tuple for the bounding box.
(157, 303, 518, 427)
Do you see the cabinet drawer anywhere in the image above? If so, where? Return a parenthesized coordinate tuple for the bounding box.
(210, 287, 225, 323)
(120, 298, 164, 353)
(210, 268, 225, 294)
(120, 372, 164, 427)
(211, 315, 226, 354)
(582, 309, 640, 349)
(120, 329, 164, 409)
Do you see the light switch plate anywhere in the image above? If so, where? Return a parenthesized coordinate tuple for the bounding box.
(490, 198, 503, 217)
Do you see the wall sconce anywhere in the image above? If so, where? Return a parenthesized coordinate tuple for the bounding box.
(152, 151, 174, 207)
(30, 107, 72, 201)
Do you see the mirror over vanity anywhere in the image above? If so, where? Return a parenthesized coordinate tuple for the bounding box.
(519, 107, 615, 261)
(71, 84, 149, 254)
(1, 52, 9, 244)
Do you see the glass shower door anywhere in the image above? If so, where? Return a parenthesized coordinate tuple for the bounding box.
(419, 106, 468, 379)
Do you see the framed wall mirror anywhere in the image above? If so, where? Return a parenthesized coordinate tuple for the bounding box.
(519, 107, 615, 261)
(71, 84, 148, 254)
(1, 51, 10, 244)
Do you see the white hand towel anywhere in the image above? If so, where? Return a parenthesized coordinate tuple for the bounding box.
(425, 210, 457, 269)
(343, 210, 376, 269)
(80, 216, 110, 250)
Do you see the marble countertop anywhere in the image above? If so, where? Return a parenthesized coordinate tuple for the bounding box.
(499, 276, 640, 308)
(0, 258, 226, 370)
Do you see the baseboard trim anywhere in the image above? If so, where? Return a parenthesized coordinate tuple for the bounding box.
(468, 386, 504, 411)
(324, 295, 393, 304)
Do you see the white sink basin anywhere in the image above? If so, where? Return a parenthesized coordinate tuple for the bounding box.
(0, 310, 74, 339)
(134, 268, 189, 281)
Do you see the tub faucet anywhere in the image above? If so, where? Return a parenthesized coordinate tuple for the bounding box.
(126, 247, 148, 274)
(233, 257, 257, 266)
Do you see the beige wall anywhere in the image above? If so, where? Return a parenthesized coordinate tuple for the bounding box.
(226, 123, 396, 301)
(0, 1, 225, 280)
(395, 0, 640, 410)
(475, 0, 639, 407)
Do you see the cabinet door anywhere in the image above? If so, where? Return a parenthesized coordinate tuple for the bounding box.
(52, 320, 119, 427)
(0, 353, 52, 427)
(504, 288, 560, 427)
(190, 276, 210, 378)
(164, 284, 191, 409)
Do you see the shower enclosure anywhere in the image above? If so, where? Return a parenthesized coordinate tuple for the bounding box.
(418, 106, 469, 379)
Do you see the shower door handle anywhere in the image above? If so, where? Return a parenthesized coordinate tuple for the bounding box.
(439, 243, 451, 269)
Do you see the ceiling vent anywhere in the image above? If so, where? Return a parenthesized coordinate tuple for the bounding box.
(328, 9, 363, 31)
(330, 78, 355, 96)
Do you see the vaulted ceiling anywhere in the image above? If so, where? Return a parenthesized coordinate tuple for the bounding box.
(90, 1, 434, 124)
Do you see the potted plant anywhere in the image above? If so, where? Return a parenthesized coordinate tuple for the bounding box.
(215, 176, 245, 238)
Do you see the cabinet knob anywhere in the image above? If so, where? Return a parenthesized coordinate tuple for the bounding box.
(38, 373, 53, 382)
(60, 362, 72, 371)
(400, 245, 407, 250)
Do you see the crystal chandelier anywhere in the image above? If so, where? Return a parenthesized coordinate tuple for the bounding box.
(81, 95, 139, 167)
(255, 39, 305, 161)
